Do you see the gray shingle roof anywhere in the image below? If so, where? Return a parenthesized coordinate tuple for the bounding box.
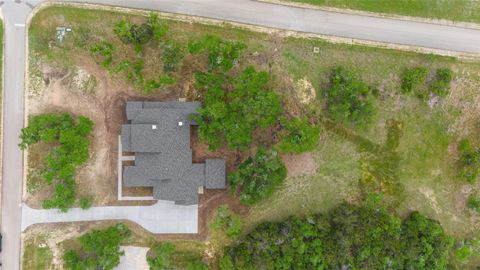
(121, 101, 225, 205)
(205, 159, 226, 189)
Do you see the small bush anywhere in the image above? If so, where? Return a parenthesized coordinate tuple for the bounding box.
(401, 66, 428, 95)
(324, 66, 376, 127)
(147, 242, 176, 270)
(278, 117, 320, 154)
(114, 13, 167, 52)
(229, 147, 287, 205)
(457, 139, 480, 183)
(430, 68, 453, 96)
(186, 260, 209, 270)
(189, 35, 245, 71)
(90, 42, 114, 67)
(212, 205, 242, 239)
(467, 195, 480, 212)
(162, 40, 183, 73)
(79, 197, 92, 210)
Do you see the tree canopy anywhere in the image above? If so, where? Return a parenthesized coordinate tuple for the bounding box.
(19, 113, 93, 212)
(220, 203, 452, 270)
(194, 66, 282, 150)
(228, 147, 287, 205)
(63, 223, 131, 270)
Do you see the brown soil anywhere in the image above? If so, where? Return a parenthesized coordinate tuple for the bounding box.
(281, 152, 318, 178)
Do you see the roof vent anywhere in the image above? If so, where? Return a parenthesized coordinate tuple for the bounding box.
(152, 125, 157, 130)
(178, 121, 184, 127)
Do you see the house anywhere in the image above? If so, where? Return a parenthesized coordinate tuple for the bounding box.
(120, 101, 226, 205)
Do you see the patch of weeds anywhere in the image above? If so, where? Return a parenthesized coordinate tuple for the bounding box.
(401, 66, 428, 96)
(457, 139, 480, 184)
(81, 74, 97, 95)
(90, 41, 114, 67)
(22, 235, 53, 270)
(430, 68, 453, 96)
(189, 35, 246, 71)
(467, 194, 480, 212)
(79, 196, 92, 210)
(211, 205, 242, 239)
(162, 40, 183, 73)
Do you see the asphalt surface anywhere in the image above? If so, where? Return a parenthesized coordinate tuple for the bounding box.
(1, 0, 480, 269)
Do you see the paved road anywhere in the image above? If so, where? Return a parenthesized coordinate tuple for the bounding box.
(2, 0, 480, 269)
(1, 1, 35, 270)
(22, 201, 198, 233)
(75, 0, 480, 54)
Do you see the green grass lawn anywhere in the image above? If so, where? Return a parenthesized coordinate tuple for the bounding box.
(285, 0, 480, 23)
(28, 5, 480, 267)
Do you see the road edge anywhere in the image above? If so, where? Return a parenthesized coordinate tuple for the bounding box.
(257, 0, 480, 30)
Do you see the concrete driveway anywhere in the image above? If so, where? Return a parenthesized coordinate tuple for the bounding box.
(21, 201, 198, 234)
(115, 246, 150, 270)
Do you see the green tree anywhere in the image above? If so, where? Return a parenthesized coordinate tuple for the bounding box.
(194, 66, 282, 150)
(278, 117, 320, 154)
(323, 203, 402, 269)
(63, 223, 131, 270)
(211, 205, 242, 239)
(229, 147, 287, 205)
(400, 211, 453, 270)
(19, 113, 93, 212)
(324, 67, 376, 127)
(147, 242, 176, 270)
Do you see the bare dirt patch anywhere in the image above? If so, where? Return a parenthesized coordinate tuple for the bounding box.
(281, 152, 318, 178)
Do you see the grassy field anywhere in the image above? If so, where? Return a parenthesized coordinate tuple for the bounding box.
(26, 5, 480, 268)
(22, 235, 53, 270)
(285, 0, 480, 23)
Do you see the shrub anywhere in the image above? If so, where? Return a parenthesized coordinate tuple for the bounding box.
(212, 205, 242, 239)
(430, 68, 453, 96)
(194, 66, 282, 150)
(186, 260, 209, 270)
(221, 203, 452, 270)
(467, 195, 480, 212)
(324, 67, 376, 127)
(229, 147, 287, 205)
(278, 117, 320, 154)
(79, 197, 92, 210)
(162, 40, 183, 73)
(19, 113, 93, 212)
(189, 35, 245, 71)
(400, 211, 453, 270)
(90, 41, 114, 67)
(401, 66, 428, 94)
(63, 223, 131, 270)
(114, 13, 167, 52)
(147, 242, 176, 270)
(457, 139, 480, 183)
